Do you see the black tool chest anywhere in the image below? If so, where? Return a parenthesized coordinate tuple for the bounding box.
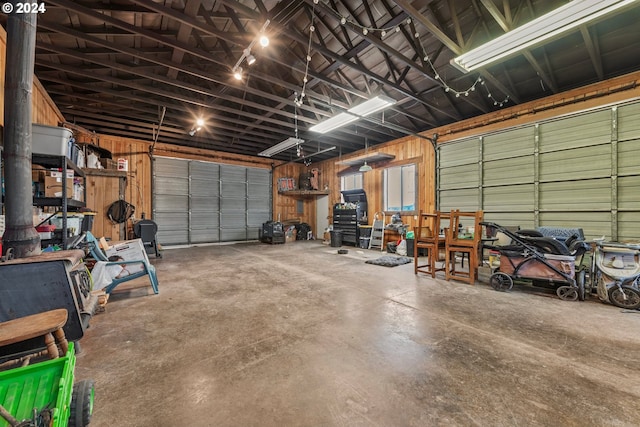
(332, 189, 368, 246)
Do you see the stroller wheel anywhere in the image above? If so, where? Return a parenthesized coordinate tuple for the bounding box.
(556, 286, 578, 301)
(608, 286, 640, 310)
(489, 272, 513, 292)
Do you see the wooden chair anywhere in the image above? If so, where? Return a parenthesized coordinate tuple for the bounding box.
(414, 211, 450, 277)
(0, 309, 69, 360)
(445, 210, 484, 284)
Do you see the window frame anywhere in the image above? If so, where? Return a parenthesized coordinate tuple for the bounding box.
(383, 161, 418, 215)
(340, 172, 363, 196)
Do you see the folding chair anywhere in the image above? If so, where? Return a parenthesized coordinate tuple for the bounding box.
(85, 232, 159, 295)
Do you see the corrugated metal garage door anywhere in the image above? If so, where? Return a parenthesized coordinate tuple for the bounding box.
(153, 157, 271, 245)
(437, 100, 640, 240)
(153, 157, 189, 245)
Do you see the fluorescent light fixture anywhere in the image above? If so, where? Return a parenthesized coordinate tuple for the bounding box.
(452, 0, 637, 72)
(359, 162, 373, 172)
(348, 95, 396, 116)
(258, 137, 304, 157)
(309, 112, 358, 133)
(309, 95, 397, 134)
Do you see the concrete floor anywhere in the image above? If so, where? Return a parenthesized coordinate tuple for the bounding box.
(76, 241, 640, 427)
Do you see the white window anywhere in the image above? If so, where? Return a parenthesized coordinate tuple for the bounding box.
(341, 173, 363, 192)
(383, 164, 416, 212)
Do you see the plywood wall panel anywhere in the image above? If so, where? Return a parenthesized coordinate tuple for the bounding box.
(84, 173, 125, 241)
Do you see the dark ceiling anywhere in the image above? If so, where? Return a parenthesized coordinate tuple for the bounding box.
(9, 0, 640, 162)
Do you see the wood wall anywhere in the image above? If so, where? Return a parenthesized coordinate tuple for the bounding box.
(0, 25, 63, 127)
(271, 135, 436, 234)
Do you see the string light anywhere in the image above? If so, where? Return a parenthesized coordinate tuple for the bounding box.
(294, 1, 317, 107)
(317, 2, 509, 109)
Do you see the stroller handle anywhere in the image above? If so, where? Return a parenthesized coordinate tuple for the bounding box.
(593, 240, 640, 250)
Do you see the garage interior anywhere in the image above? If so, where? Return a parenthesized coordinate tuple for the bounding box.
(1, 1, 640, 426)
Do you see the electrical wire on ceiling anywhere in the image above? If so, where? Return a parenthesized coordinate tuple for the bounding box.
(315, 0, 510, 108)
(416, 37, 510, 107)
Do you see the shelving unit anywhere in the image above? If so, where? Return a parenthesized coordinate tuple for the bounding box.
(33, 154, 86, 249)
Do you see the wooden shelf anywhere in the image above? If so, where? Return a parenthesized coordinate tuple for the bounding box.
(335, 151, 395, 167)
(82, 168, 127, 177)
(278, 190, 330, 197)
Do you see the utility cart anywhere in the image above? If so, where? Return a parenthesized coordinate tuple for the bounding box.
(0, 310, 94, 427)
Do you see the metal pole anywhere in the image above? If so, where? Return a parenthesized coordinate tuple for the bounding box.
(2, 7, 40, 258)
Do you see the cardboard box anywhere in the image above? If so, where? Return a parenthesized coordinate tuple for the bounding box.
(99, 158, 117, 169)
(44, 175, 73, 198)
(32, 124, 73, 157)
(32, 165, 46, 182)
(104, 239, 148, 274)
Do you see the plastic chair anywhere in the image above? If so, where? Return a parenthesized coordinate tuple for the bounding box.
(85, 232, 159, 295)
(445, 210, 484, 284)
(414, 211, 450, 277)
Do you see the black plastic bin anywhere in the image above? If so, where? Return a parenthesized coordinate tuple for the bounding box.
(406, 238, 414, 257)
(330, 230, 343, 247)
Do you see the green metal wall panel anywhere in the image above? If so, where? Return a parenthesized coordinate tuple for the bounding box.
(539, 178, 612, 211)
(483, 184, 535, 212)
(538, 144, 612, 181)
(483, 127, 533, 161)
(618, 138, 640, 176)
(439, 163, 480, 190)
(483, 156, 534, 186)
(619, 212, 640, 240)
(618, 176, 640, 211)
(439, 188, 480, 212)
(618, 102, 640, 141)
(538, 110, 611, 152)
(437, 101, 639, 240)
(439, 138, 479, 167)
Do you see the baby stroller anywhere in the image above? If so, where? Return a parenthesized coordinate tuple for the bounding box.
(482, 222, 591, 301)
(591, 240, 640, 309)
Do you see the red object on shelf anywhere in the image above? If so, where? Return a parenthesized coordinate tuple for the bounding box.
(36, 225, 57, 232)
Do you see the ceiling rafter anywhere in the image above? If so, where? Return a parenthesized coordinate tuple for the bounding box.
(580, 25, 604, 81)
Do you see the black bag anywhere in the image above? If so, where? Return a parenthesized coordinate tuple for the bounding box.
(295, 223, 312, 240)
